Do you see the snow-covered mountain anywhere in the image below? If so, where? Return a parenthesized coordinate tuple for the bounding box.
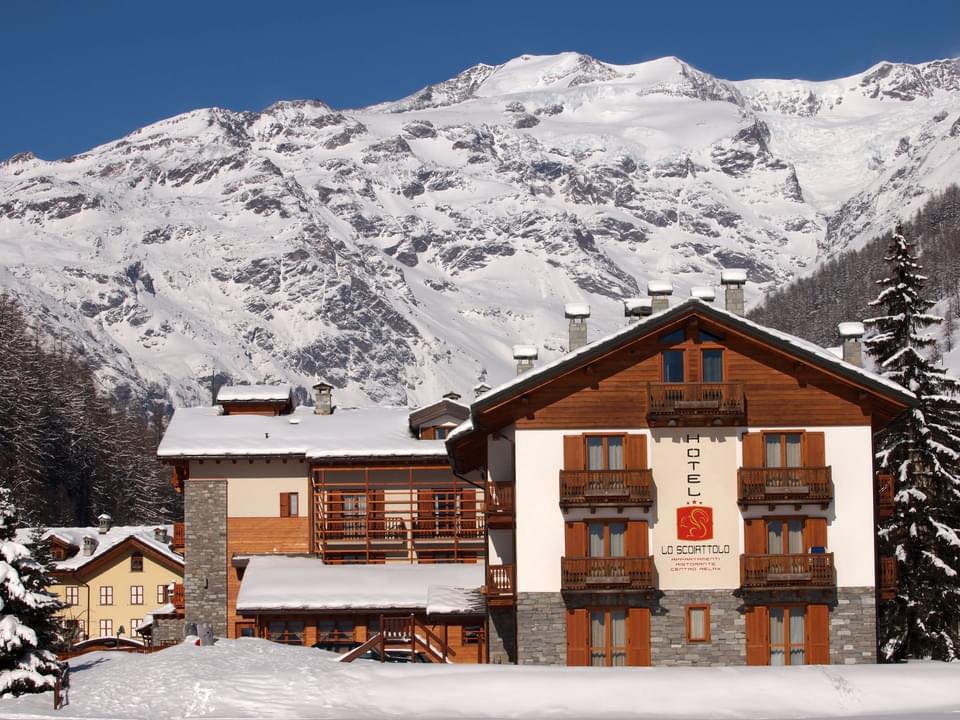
(1, 53, 959, 407)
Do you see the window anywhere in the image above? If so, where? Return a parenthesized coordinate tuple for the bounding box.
(65, 586, 79, 606)
(99, 619, 113, 637)
(99, 586, 113, 605)
(51, 546, 66, 560)
(435, 492, 459, 534)
(268, 619, 306, 646)
(130, 585, 144, 605)
(589, 609, 627, 666)
(280, 492, 300, 517)
(434, 427, 448, 440)
(766, 519, 805, 554)
(587, 522, 626, 558)
(130, 618, 142, 634)
(662, 350, 685, 383)
(237, 623, 256, 638)
(157, 584, 169, 604)
(765, 433, 803, 468)
(698, 328, 724, 343)
(660, 328, 685, 344)
(585, 435, 624, 471)
(343, 493, 367, 537)
(130, 552, 143, 572)
(315, 618, 355, 652)
(77, 618, 86, 640)
(770, 607, 805, 665)
(686, 605, 710, 643)
(702, 349, 724, 383)
(462, 624, 483, 645)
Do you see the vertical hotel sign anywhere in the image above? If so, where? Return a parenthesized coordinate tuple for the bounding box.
(651, 428, 740, 589)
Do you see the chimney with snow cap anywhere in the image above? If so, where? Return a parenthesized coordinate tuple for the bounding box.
(624, 297, 653, 323)
(473, 382, 492, 398)
(691, 286, 716, 303)
(154, 527, 169, 544)
(443, 391, 462, 401)
(838, 322, 865, 368)
(564, 303, 590, 351)
(312, 380, 333, 415)
(82, 536, 97, 556)
(513, 345, 538, 375)
(720, 269, 746, 316)
(97, 513, 112, 535)
(647, 281, 673, 313)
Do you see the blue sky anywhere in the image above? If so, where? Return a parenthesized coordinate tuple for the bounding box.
(2, 0, 958, 160)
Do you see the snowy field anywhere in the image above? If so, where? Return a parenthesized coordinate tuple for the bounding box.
(3, 639, 960, 720)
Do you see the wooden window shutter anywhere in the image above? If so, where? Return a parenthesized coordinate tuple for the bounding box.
(461, 488, 477, 531)
(742, 432, 764, 468)
(806, 604, 830, 664)
(421, 426, 436, 440)
(745, 605, 769, 666)
(804, 517, 828, 550)
(563, 435, 585, 471)
(624, 434, 648, 469)
(280, 492, 290, 518)
(418, 489, 435, 533)
(626, 520, 649, 556)
(566, 608, 590, 666)
(627, 607, 651, 666)
(565, 521, 587, 557)
(744, 518, 767, 554)
(806, 432, 826, 466)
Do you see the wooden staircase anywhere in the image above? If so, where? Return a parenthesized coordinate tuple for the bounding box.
(339, 614, 457, 664)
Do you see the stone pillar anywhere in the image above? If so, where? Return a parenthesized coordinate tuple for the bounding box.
(184, 479, 228, 637)
(516, 592, 566, 664)
(838, 322, 865, 368)
(720, 269, 746, 316)
(487, 608, 517, 664)
(564, 303, 590, 351)
(513, 345, 538, 375)
(648, 281, 673, 313)
(623, 297, 653, 324)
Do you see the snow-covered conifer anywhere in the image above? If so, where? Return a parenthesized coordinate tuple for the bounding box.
(0, 487, 65, 697)
(865, 222, 960, 661)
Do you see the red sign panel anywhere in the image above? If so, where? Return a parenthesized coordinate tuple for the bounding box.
(677, 506, 714, 541)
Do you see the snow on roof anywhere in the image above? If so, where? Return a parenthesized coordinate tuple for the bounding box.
(14, 525, 183, 572)
(235, 556, 484, 614)
(217, 384, 291, 403)
(720, 268, 747, 284)
(837, 321, 866, 338)
(647, 280, 673, 294)
(623, 297, 653, 315)
(138, 602, 177, 632)
(158, 405, 449, 460)
(691, 286, 716, 301)
(512, 345, 538, 359)
(563, 302, 590, 318)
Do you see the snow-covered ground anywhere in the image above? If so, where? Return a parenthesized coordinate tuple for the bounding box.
(3, 639, 960, 719)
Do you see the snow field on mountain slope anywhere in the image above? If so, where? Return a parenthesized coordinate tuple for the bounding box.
(3, 639, 960, 720)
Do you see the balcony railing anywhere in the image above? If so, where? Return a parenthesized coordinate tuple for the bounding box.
(740, 553, 835, 590)
(647, 383, 745, 423)
(877, 474, 894, 520)
(485, 564, 515, 604)
(483, 483, 514, 525)
(879, 556, 897, 600)
(738, 467, 834, 507)
(561, 556, 656, 592)
(172, 583, 185, 611)
(172, 522, 185, 551)
(559, 470, 654, 508)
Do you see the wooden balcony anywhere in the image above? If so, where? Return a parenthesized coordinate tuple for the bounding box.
(740, 553, 835, 591)
(172, 522, 185, 552)
(738, 467, 834, 508)
(483, 483, 514, 527)
(172, 583, 185, 611)
(324, 517, 408, 543)
(559, 470, 654, 509)
(879, 556, 897, 600)
(877, 474, 895, 520)
(647, 383, 745, 425)
(561, 556, 656, 592)
(484, 564, 515, 606)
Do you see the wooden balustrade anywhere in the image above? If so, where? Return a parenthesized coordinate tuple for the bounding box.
(559, 469, 654, 508)
(485, 564, 515, 605)
(738, 467, 834, 506)
(483, 483, 514, 527)
(561, 556, 656, 592)
(877, 474, 895, 520)
(647, 382, 745, 424)
(172, 522, 185, 551)
(879, 556, 897, 600)
(172, 583, 185, 611)
(740, 553, 835, 590)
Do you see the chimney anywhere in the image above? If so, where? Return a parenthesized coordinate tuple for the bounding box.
(647, 281, 673, 313)
(623, 297, 653, 323)
(513, 345, 538, 375)
(691, 286, 716, 303)
(312, 380, 333, 415)
(97, 513, 112, 534)
(443, 391, 462, 402)
(82, 536, 97, 556)
(720, 269, 746, 316)
(564, 303, 590, 351)
(154, 527, 169, 544)
(473, 382, 492, 398)
(838, 322, 865, 367)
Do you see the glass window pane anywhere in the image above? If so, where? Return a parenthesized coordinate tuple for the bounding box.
(609, 523, 626, 557)
(661, 328, 685, 343)
(765, 436, 782, 467)
(607, 437, 624, 470)
(586, 437, 604, 470)
(698, 328, 723, 342)
(788, 520, 804, 554)
(663, 351, 685, 383)
(767, 522, 784, 554)
(611, 611, 627, 666)
(769, 608, 785, 665)
(590, 611, 606, 666)
(589, 523, 604, 557)
(702, 350, 724, 382)
(790, 611, 806, 665)
(785, 435, 802, 467)
(289, 493, 299, 516)
(689, 608, 706, 640)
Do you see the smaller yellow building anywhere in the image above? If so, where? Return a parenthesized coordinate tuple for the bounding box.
(26, 516, 184, 647)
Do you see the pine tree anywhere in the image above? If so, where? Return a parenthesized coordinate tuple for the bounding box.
(865, 222, 960, 661)
(0, 486, 66, 696)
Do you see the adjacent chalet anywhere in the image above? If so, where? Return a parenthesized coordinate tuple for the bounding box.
(158, 273, 909, 666)
(158, 385, 488, 662)
(447, 279, 909, 667)
(19, 516, 184, 650)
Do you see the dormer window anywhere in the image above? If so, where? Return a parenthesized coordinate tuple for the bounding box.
(130, 552, 144, 572)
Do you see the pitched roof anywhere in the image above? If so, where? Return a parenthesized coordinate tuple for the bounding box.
(15, 525, 183, 574)
(216, 384, 292, 402)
